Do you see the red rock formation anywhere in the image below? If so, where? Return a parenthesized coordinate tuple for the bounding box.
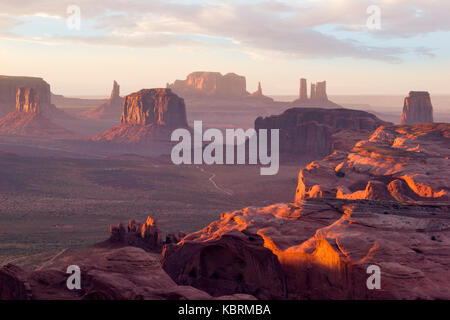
(162, 234, 287, 299)
(401, 91, 433, 125)
(0, 247, 255, 300)
(162, 200, 450, 299)
(93, 88, 189, 143)
(255, 107, 389, 159)
(295, 123, 449, 203)
(0, 87, 73, 137)
(289, 78, 341, 108)
(0, 76, 51, 116)
(299, 78, 307, 101)
(16, 88, 40, 113)
(121, 89, 187, 127)
(83, 80, 123, 119)
(168, 72, 247, 97)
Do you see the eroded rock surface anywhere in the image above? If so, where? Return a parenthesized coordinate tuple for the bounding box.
(296, 123, 450, 202)
(83, 80, 123, 119)
(162, 199, 450, 299)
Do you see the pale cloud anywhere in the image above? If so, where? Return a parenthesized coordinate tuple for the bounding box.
(0, 0, 448, 62)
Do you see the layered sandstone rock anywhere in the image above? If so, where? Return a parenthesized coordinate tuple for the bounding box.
(0, 76, 51, 116)
(162, 233, 286, 299)
(255, 107, 389, 159)
(161, 199, 450, 299)
(83, 80, 123, 119)
(0, 246, 255, 300)
(401, 91, 433, 125)
(168, 72, 247, 98)
(92, 88, 189, 143)
(109, 217, 163, 252)
(295, 123, 450, 203)
(0, 87, 73, 137)
(16, 88, 41, 113)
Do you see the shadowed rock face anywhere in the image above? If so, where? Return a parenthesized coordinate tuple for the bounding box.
(162, 234, 286, 299)
(0, 247, 256, 300)
(168, 72, 247, 97)
(255, 107, 390, 159)
(401, 91, 434, 125)
(162, 199, 450, 300)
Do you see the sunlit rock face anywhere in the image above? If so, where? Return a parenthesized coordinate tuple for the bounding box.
(15, 88, 41, 114)
(0, 76, 51, 116)
(295, 123, 450, 203)
(168, 72, 247, 98)
(401, 91, 433, 125)
(160, 199, 450, 299)
(255, 107, 389, 159)
(121, 88, 187, 127)
(93, 88, 189, 143)
(0, 246, 256, 300)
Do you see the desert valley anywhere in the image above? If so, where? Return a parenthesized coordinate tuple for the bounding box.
(0, 71, 448, 301)
(0, 0, 449, 308)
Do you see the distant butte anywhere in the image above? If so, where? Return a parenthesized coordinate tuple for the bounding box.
(92, 88, 189, 143)
(288, 78, 341, 108)
(401, 91, 434, 125)
(167, 71, 274, 102)
(83, 80, 124, 119)
(0, 87, 73, 138)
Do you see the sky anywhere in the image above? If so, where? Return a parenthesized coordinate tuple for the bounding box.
(0, 0, 449, 96)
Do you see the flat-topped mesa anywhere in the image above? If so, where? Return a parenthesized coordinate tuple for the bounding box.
(168, 71, 247, 98)
(121, 88, 188, 128)
(16, 88, 41, 114)
(0, 76, 51, 116)
(255, 107, 390, 160)
(401, 91, 433, 125)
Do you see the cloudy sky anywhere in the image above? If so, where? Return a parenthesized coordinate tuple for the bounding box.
(0, 0, 449, 96)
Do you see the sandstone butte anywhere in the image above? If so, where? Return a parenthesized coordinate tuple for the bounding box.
(92, 88, 189, 143)
(0, 76, 52, 117)
(287, 78, 342, 108)
(401, 91, 434, 125)
(82, 80, 124, 119)
(255, 107, 390, 160)
(167, 71, 274, 102)
(2, 122, 448, 300)
(0, 87, 73, 138)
